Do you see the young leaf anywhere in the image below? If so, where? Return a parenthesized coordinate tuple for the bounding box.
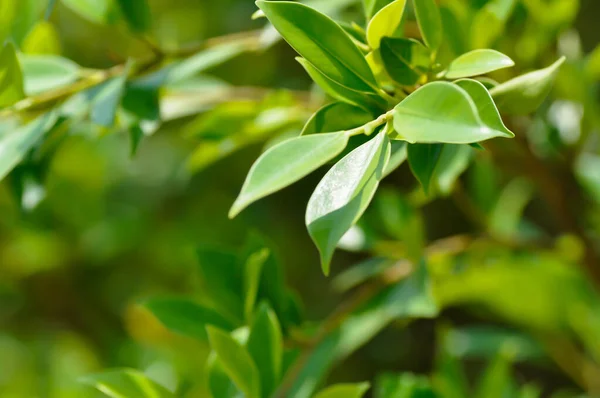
(80, 368, 175, 398)
(257, 1, 378, 92)
(247, 303, 283, 398)
(413, 0, 442, 51)
(314, 382, 371, 398)
(206, 326, 261, 398)
(380, 37, 430, 85)
(297, 57, 386, 112)
(117, 0, 151, 33)
(20, 55, 80, 95)
(91, 74, 128, 127)
(392, 81, 513, 143)
(306, 132, 390, 275)
(366, 0, 406, 49)
(363, 0, 393, 20)
(0, 42, 25, 107)
(454, 79, 513, 138)
(144, 298, 235, 341)
(445, 49, 514, 79)
(490, 57, 566, 115)
(229, 131, 350, 218)
(407, 143, 443, 194)
(302, 102, 373, 136)
(244, 248, 270, 321)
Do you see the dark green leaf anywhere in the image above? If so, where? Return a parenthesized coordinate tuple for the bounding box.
(302, 102, 373, 136)
(205, 354, 240, 398)
(380, 37, 430, 86)
(0, 42, 24, 107)
(375, 373, 437, 398)
(80, 368, 175, 398)
(413, 0, 442, 50)
(407, 143, 443, 194)
(432, 144, 472, 195)
(445, 49, 514, 79)
(244, 248, 270, 321)
(117, 0, 151, 33)
(129, 124, 144, 157)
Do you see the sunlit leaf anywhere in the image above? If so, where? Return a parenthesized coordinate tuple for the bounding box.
(366, 0, 406, 49)
(20, 54, 80, 95)
(445, 49, 514, 79)
(61, 0, 116, 25)
(22, 21, 61, 55)
(413, 0, 442, 50)
(0, 42, 25, 107)
(80, 368, 175, 398)
(314, 382, 370, 398)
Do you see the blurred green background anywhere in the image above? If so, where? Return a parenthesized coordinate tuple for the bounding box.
(2, 0, 600, 397)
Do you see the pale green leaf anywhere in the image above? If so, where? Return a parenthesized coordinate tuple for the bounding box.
(257, 0, 378, 92)
(445, 49, 514, 79)
(91, 74, 127, 127)
(366, 0, 406, 49)
(413, 0, 442, 50)
(393, 81, 513, 143)
(407, 143, 443, 194)
(490, 57, 565, 115)
(229, 131, 350, 218)
(0, 42, 25, 107)
(206, 326, 261, 398)
(302, 102, 373, 135)
(363, 0, 393, 20)
(244, 249, 270, 321)
(20, 54, 80, 95)
(306, 132, 390, 275)
(61, 0, 116, 25)
(80, 368, 175, 398)
(314, 382, 370, 398)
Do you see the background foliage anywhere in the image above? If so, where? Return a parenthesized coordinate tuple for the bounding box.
(1, 0, 600, 397)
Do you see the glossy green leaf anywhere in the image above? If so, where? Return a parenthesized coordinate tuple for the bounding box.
(244, 248, 269, 321)
(80, 368, 175, 398)
(247, 303, 283, 398)
(91, 74, 127, 127)
(22, 21, 61, 55)
(0, 42, 24, 107)
(445, 49, 514, 79)
(144, 298, 235, 341)
(229, 131, 350, 218)
(407, 143, 443, 194)
(380, 37, 430, 85)
(490, 57, 565, 115)
(206, 326, 261, 398)
(382, 140, 407, 177)
(413, 0, 442, 50)
(392, 81, 513, 143)
(61, 0, 116, 25)
(302, 102, 373, 135)
(454, 79, 513, 138)
(0, 111, 57, 181)
(297, 57, 386, 112)
(315, 382, 370, 398)
(20, 55, 80, 95)
(366, 0, 406, 49)
(306, 132, 390, 275)
(117, 0, 151, 33)
(257, 0, 378, 92)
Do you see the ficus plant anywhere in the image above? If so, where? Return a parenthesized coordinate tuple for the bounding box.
(2, 0, 600, 397)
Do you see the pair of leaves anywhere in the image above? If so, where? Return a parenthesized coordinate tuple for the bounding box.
(393, 79, 513, 144)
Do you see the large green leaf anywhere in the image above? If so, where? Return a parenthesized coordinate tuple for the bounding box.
(306, 132, 390, 275)
(380, 37, 430, 86)
(392, 81, 513, 143)
(0, 111, 57, 181)
(413, 0, 442, 50)
(490, 57, 565, 115)
(297, 57, 386, 112)
(20, 55, 80, 95)
(257, 1, 378, 92)
(366, 0, 406, 49)
(445, 49, 514, 79)
(229, 131, 350, 218)
(80, 368, 175, 398)
(206, 326, 261, 398)
(407, 143, 443, 194)
(0, 42, 24, 107)
(247, 303, 283, 398)
(315, 382, 371, 398)
(144, 298, 235, 341)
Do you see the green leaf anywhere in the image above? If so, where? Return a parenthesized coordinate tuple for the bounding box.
(413, 0, 442, 50)
(366, 0, 406, 49)
(454, 79, 513, 138)
(432, 144, 472, 195)
(407, 143, 442, 194)
(257, 0, 378, 92)
(445, 49, 514, 79)
(244, 248, 270, 321)
(80, 368, 175, 398)
(0, 42, 25, 107)
(229, 131, 350, 218)
(470, 0, 516, 49)
(363, 0, 393, 20)
(129, 124, 144, 157)
(22, 21, 61, 55)
(302, 102, 373, 136)
(392, 81, 513, 143)
(375, 373, 436, 398)
(144, 298, 235, 341)
(206, 326, 261, 398)
(306, 131, 390, 275)
(382, 140, 407, 177)
(490, 57, 565, 115)
(474, 355, 515, 398)
(61, 0, 116, 25)
(0, 111, 57, 181)
(488, 178, 534, 240)
(315, 382, 371, 398)
(117, 0, 151, 33)
(247, 303, 283, 398)
(20, 55, 80, 95)
(91, 74, 127, 127)
(297, 57, 385, 112)
(206, 354, 240, 398)
(380, 37, 430, 86)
